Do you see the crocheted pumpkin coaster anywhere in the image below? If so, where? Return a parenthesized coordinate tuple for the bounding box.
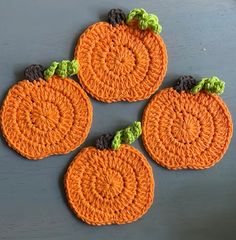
(142, 76, 233, 170)
(0, 62, 92, 160)
(75, 8, 168, 102)
(64, 122, 154, 225)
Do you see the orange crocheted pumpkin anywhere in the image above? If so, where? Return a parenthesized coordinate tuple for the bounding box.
(142, 76, 233, 170)
(64, 122, 154, 225)
(75, 8, 168, 102)
(0, 65, 92, 160)
(64, 145, 154, 225)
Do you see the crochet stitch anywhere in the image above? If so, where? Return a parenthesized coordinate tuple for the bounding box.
(75, 20, 167, 102)
(0, 76, 92, 159)
(108, 8, 126, 26)
(24, 64, 44, 81)
(126, 8, 162, 34)
(174, 75, 197, 92)
(95, 133, 114, 150)
(142, 88, 233, 170)
(191, 76, 225, 95)
(64, 145, 154, 225)
(111, 121, 142, 150)
(44, 60, 79, 79)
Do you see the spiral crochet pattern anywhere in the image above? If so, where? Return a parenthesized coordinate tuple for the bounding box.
(142, 88, 233, 170)
(75, 22, 167, 102)
(64, 145, 154, 225)
(0, 76, 92, 160)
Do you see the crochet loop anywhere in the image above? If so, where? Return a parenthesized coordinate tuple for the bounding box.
(95, 134, 114, 150)
(126, 8, 162, 34)
(174, 75, 197, 92)
(191, 76, 225, 95)
(24, 64, 44, 81)
(108, 9, 126, 26)
(44, 59, 79, 79)
(111, 121, 142, 150)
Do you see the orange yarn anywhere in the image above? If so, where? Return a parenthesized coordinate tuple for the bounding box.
(142, 88, 233, 170)
(75, 22, 168, 102)
(0, 76, 93, 160)
(64, 145, 154, 225)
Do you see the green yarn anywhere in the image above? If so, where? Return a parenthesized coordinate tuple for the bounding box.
(44, 62, 59, 79)
(111, 121, 142, 150)
(191, 76, 225, 95)
(67, 59, 79, 76)
(126, 8, 162, 34)
(44, 59, 79, 79)
(56, 60, 68, 78)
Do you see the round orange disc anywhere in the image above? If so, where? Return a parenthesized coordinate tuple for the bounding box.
(142, 88, 233, 170)
(64, 145, 154, 225)
(75, 22, 167, 102)
(0, 76, 93, 159)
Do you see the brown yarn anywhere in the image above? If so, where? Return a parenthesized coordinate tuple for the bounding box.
(108, 9, 126, 26)
(174, 75, 197, 92)
(95, 133, 114, 150)
(24, 64, 44, 81)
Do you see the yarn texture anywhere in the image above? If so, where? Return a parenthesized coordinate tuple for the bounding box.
(44, 60, 79, 79)
(0, 76, 92, 159)
(75, 21, 167, 102)
(108, 9, 126, 26)
(111, 121, 142, 150)
(142, 88, 233, 170)
(95, 133, 114, 150)
(64, 145, 154, 225)
(191, 76, 225, 95)
(174, 75, 197, 92)
(24, 64, 44, 81)
(126, 8, 162, 34)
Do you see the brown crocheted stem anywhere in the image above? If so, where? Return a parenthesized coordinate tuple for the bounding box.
(174, 75, 197, 92)
(24, 64, 44, 81)
(108, 9, 126, 26)
(95, 133, 114, 150)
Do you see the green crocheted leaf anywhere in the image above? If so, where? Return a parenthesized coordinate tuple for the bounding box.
(111, 121, 142, 150)
(44, 62, 59, 80)
(191, 76, 225, 95)
(126, 8, 162, 34)
(56, 60, 69, 78)
(44, 59, 79, 79)
(67, 59, 79, 76)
